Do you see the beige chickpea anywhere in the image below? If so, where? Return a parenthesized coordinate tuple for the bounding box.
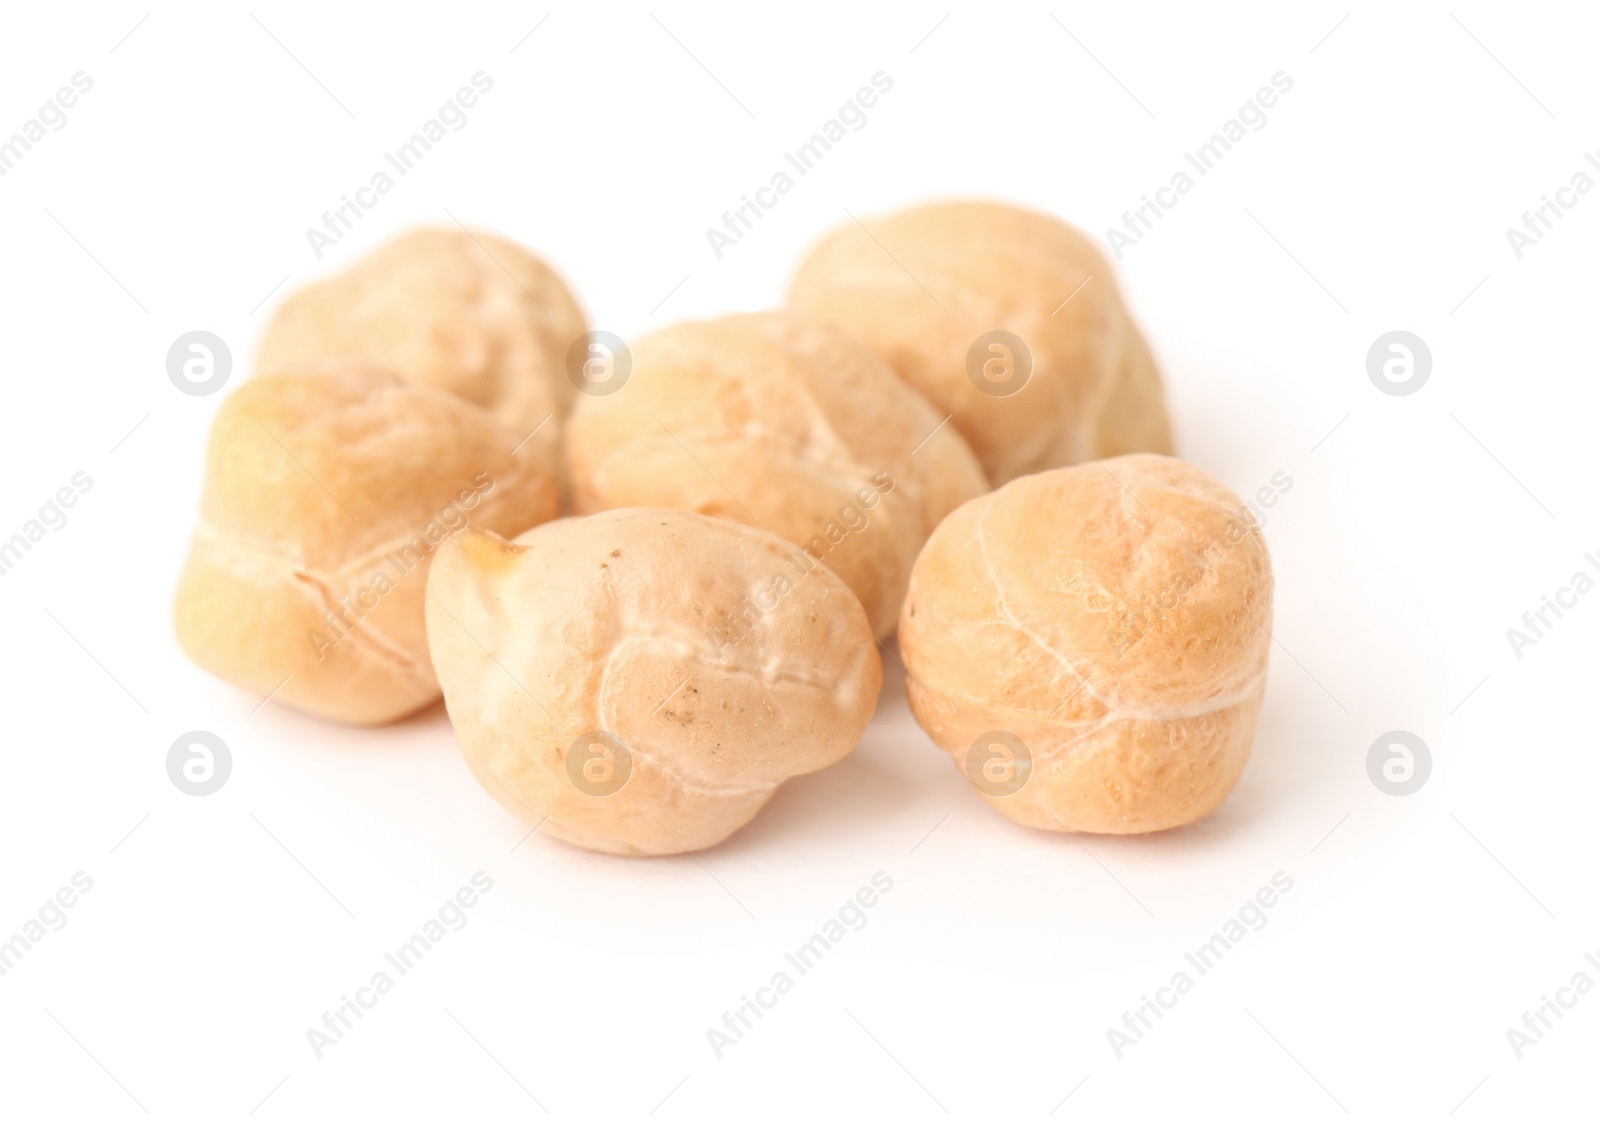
(425, 509, 883, 855)
(174, 364, 559, 725)
(256, 227, 588, 477)
(788, 200, 1173, 484)
(898, 455, 1271, 834)
(564, 311, 989, 638)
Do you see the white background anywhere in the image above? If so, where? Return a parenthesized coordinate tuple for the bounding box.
(0, 1, 1594, 1123)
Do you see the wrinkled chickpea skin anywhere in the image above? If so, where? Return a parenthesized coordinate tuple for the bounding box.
(898, 455, 1272, 834)
(425, 509, 883, 855)
(563, 311, 988, 638)
(789, 199, 1174, 485)
(173, 364, 559, 725)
